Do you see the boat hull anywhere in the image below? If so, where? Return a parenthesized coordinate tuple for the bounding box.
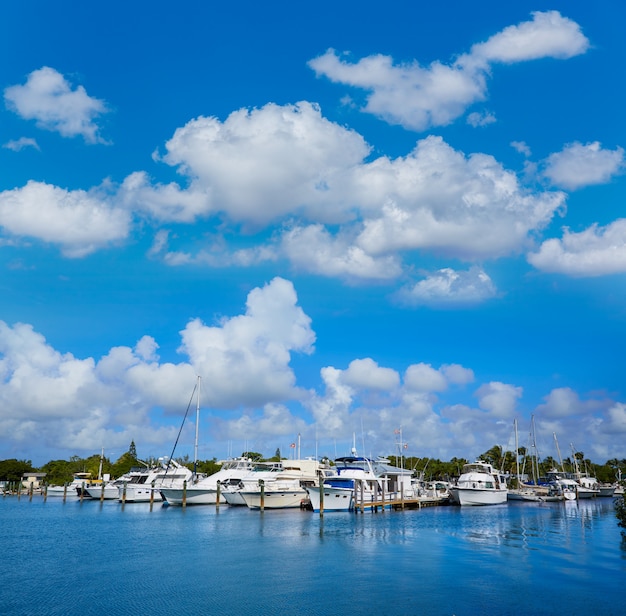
(119, 486, 163, 503)
(240, 489, 308, 509)
(305, 485, 354, 512)
(160, 487, 220, 505)
(450, 487, 508, 506)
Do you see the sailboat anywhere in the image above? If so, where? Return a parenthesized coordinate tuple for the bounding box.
(508, 419, 542, 502)
(159, 375, 210, 504)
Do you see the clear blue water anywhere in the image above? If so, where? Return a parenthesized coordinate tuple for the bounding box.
(1, 495, 624, 615)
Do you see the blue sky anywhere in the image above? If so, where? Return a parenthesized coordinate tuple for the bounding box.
(1, 2, 625, 467)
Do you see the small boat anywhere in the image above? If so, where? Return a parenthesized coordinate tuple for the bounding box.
(598, 483, 616, 497)
(84, 473, 134, 500)
(47, 472, 96, 497)
(449, 461, 508, 506)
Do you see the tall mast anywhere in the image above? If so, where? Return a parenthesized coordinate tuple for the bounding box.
(553, 432, 564, 472)
(514, 419, 520, 482)
(194, 375, 201, 475)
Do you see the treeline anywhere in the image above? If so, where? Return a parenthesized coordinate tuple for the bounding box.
(387, 444, 626, 484)
(1, 443, 624, 485)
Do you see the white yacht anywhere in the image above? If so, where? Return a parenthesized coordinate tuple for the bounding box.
(305, 456, 381, 512)
(84, 473, 134, 500)
(305, 455, 417, 512)
(160, 457, 259, 505)
(118, 459, 193, 503)
(449, 461, 508, 506)
(239, 458, 331, 510)
(221, 462, 284, 505)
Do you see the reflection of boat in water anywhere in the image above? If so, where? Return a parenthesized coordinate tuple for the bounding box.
(450, 461, 508, 506)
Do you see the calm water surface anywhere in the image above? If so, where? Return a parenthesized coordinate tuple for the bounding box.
(1, 495, 624, 615)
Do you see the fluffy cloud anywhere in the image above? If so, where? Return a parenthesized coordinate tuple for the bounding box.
(309, 11, 588, 131)
(528, 219, 626, 276)
(177, 277, 315, 408)
(396, 267, 497, 306)
(352, 136, 564, 260)
(476, 382, 523, 418)
(160, 101, 370, 226)
(0, 180, 130, 257)
(309, 48, 486, 131)
(4, 67, 109, 143)
(543, 142, 625, 190)
(340, 358, 400, 391)
(469, 10, 589, 64)
(404, 363, 448, 393)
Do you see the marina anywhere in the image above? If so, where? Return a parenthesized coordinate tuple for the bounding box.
(1, 491, 624, 616)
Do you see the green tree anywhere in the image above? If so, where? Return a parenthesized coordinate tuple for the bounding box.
(0, 459, 34, 482)
(242, 451, 263, 462)
(195, 458, 221, 476)
(40, 459, 75, 485)
(479, 445, 504, 469)
(110, 450, 139, 478)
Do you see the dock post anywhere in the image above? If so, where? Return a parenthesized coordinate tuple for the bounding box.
(318, 472, 324, 518)
(100, 482, 105, 503)
(400, 483, 404, 510)
(259, 479, 265, 511)
(182, 480, 187, 508)
(29, 483, 33, 501)
(150, 480, 155, 510)
(80, 482, 84, 502)
(121, 483, 127, 507)
(216, 482, 221, 508)
(63, 483, 67, 502)
(359, 480, 364, 513)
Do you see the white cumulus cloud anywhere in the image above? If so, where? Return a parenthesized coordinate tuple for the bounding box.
(543, 142, 625, 190)
(0, 180, 130, 257)
(528, 219, 626, 276)
(4, 67, 110, 143)
(160, 101, 369, 226)
(309, 11, 588, 131)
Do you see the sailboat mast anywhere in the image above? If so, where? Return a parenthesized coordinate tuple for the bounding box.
(553, 432, 564, 472)
(194, 375, 201, 475)
(514, 419, 520, 483)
